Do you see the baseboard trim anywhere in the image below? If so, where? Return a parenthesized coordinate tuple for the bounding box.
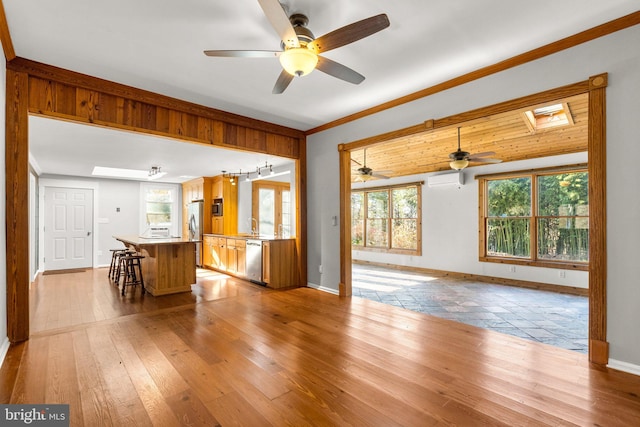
(353, 260, 588, 296)
(608, 359, 640, 377)
(307, 282, 339, 295)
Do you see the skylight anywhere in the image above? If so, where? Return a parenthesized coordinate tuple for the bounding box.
(522, 102, 574, 132)
(92, 166, 166, 180)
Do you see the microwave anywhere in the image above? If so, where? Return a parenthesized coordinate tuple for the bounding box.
(212, 198, 223, 216)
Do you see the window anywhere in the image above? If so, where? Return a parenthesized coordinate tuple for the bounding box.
(351, 183, 421, 255)
(479, 167, 588, 269)
(522, 102, 574, 132)
(140, 183, 180, 236)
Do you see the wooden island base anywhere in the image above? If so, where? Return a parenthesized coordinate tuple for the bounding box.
(114, 236, 197, 296)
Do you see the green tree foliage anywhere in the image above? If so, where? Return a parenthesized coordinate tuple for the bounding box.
(537, 172, 589, 261)
(486, 172, 588, 262)
(487, 177, 531, 257)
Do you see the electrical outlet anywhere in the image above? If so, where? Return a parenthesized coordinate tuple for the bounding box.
(559, 270, 566, 278)
(509, 265, 516, 273)
(319, 265, 323, 274)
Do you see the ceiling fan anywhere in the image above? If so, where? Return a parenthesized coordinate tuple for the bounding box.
(352, 148, 391, 181)
(448, 127, 502, 170)
(204, 0, 390, 94)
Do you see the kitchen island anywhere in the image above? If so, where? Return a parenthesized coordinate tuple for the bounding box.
(114, 235, 197, 296)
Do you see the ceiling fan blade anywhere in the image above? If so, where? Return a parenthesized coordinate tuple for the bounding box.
(204, 50, 280, 58)
(308, 14, 390, 54)
(469, 158, 502, 164)
(258, 0, 300, 48)
(467, 151, 497, 159)
(316, 56, 365, 84)
(371, 173, 390, 179)
(272, 69, 294, 94)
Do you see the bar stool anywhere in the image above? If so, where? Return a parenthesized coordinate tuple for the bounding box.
(120, 254, 145, 296)
(114, 250, 137, 285)
(108, 249, 128, 281)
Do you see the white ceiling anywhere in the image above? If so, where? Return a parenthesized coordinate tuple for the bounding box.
(6, 0, 638, 182)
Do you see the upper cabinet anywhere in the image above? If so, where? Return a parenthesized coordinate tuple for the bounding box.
(212, 175, 238, 235)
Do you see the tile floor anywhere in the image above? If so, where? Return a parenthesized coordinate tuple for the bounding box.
(352, 264, 589, 353)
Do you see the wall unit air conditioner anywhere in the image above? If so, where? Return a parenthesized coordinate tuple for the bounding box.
(427, 171, 464, 187)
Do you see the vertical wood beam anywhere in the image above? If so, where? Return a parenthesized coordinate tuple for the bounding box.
(588, 73, 608, 364)
(5, 69, 29, 342)
(296, 137, 308, 288)
(338, 144, 352, 297)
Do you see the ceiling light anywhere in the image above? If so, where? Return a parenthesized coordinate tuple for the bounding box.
(147, 166, 166, 180)
(279, 48, 318, 77)
(449, 159, 469, 170)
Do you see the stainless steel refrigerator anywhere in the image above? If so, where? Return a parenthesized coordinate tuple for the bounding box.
(187, 200, 204, 266)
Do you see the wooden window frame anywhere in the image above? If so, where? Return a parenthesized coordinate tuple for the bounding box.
(351, 182, 422, 256)
(477, 164, 589, 271)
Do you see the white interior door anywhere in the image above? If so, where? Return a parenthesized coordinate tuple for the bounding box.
(44, 187, 94, 271)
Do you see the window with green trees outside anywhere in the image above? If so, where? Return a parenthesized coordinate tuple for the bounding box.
(351, 183, 421, 255)
(480, 167, 588, 268)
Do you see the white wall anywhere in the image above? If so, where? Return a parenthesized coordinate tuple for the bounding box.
(352, 152, 589, 289)
(307, 25, 640, 368)
(0, 42, 9, 364)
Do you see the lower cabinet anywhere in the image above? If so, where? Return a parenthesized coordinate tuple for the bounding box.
(236, 239, 246, 277)
(203, 235, 214, 267)
(202, 234, 297, 289)
(262, 239, 297, 289)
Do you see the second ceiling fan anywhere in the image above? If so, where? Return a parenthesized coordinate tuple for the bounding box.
(448, 127, 502, 170)
(204, 0, 390, 94)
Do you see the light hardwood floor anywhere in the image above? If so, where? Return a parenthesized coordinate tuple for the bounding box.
(1, 268, 639, 425)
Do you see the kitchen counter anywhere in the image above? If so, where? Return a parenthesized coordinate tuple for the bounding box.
(116, 235, 201, 245)
(114, 235, 197, 296)
(203, 233, 293, 241)
(202, 234, 298, 288)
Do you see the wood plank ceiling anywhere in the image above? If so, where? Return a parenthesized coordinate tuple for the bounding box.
(351, 93, 588, 180)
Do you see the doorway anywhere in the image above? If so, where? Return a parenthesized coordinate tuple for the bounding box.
(338, 75, 608, 363)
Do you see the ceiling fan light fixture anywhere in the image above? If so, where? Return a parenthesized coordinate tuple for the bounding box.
(279, 47, 318, 77)
(449, 159, 469, 170)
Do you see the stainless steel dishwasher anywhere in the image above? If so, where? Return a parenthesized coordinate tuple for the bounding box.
(245, 239, 264, 285)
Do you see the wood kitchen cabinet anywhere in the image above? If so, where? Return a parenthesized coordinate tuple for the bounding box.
(211, 176, 238, 235)
(226, 238, 238, 274)
(235, 239, 246, 277)
(225, 238, 246, 276)
(202, 234, 297, 289)
(262, 239, 297, 289)
(216, 237, 227, 271)
(203, 235, 214, 268)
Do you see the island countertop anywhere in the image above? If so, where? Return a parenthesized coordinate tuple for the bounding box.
(114, 235, 201, 246)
